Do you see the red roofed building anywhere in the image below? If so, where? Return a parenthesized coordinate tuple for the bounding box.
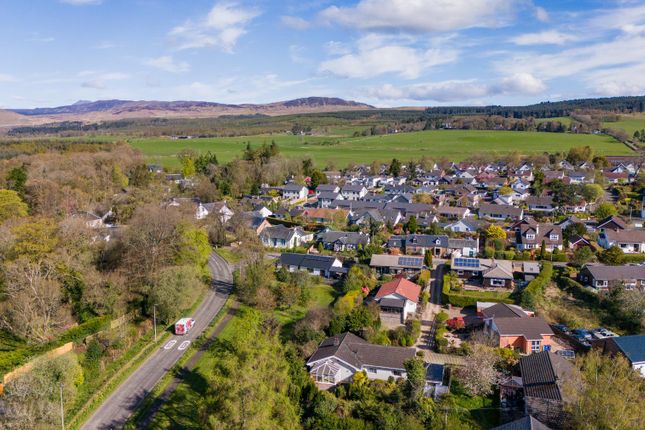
(375, 278, 421, 323)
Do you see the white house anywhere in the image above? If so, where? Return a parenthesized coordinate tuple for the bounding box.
(196, 201, 234, 222)
(306, 332, 416, 388)
(341, 184, 368, 201)
(282, 183, 308, 201)
(598, 229, 645, 253)
(374, 278, 421, 323)
(259, 225, 313, 248)
(277, 253, 345, 278)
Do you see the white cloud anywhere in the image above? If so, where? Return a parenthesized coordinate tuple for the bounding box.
(323, 41, 351, 56)
(511, 30, 578, 45)
(535, 6, 549, 22)
(367, 73, 545, 102)
(170, 2, 260, 52)
(320, 35, 458, 79)
(80, 72, 129, 90)
(60, 0, 102, 5)
(319, 0, 518, 33)
(281, 15, 310, 30)
(143, 55, 190, 73)
(0, 73, 17, 83)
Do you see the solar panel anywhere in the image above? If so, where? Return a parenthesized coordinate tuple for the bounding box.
(454, 257, 480, 268)
(398, 256, 422, 267)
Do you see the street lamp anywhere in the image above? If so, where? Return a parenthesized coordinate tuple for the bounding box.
(153, 304, 158, 342)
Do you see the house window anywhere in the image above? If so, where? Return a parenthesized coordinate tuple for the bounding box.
(392, 370, 402, 376)
(366, 367, 377, 374)
(490, 279, 506, 287)
(550, 234, 559, 241)
(457, 270, 464, 275)
(526, 234, 535, 240)
(531, 340, 541, 353)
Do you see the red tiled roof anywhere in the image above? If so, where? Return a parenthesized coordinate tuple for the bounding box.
(375, 278, 421, 302)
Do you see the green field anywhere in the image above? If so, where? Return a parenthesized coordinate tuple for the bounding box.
(604, 114, 645, 135)
(128, 129, 632, 169)
(535, 116, 572, 126)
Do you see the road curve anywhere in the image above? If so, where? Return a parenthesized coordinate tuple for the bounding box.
(81, 253, 233, 430)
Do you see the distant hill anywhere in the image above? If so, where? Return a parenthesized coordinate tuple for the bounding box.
(9, 97, 374, 119)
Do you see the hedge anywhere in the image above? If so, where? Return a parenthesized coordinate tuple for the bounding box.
(0, 315, 112, 379)
(442, 274, 514, 307)
(557, 276, 599, 306)
(622, 254, 645, 263)
(519, 262, 553, 310)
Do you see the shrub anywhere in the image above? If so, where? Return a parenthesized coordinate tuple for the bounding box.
(520, 262, 553, 310)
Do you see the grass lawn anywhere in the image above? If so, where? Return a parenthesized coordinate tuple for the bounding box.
(214, 247, 242, 263)
(272, 283, 336, 326)
(603, 113, 645, 136)
(448, 381, 500, 429)
(128, 129, 632, 169)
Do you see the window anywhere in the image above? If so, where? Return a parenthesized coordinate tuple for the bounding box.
(526, 234, 535, 240)
(490, 279, 506, 287)
(392, 370, 402, 376)
(457, 270, 464, 275)
(531, 340, 541, 353)
(366, 367, 377, 374)
(550, 234, 559, 241)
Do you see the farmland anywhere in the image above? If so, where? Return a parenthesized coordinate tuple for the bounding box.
(129, 129, 632, 169)
(604, 113, 645, 135)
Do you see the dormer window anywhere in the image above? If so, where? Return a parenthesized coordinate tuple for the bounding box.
(526, 233, 535, 240)
(550, 234, 559, 241)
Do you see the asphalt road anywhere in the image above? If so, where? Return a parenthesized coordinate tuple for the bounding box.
(81, 253, 233, 430)
(430, 263, 445, 305)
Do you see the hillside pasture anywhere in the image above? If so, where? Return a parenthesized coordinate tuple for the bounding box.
(129, 129, 632, 169)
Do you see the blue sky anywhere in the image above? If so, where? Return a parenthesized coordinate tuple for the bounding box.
(1, 0, 644, 108)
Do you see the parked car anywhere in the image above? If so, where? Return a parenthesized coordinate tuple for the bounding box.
(571, 329, 592, 340)
(552, 323, 570, 333)
(591, 327, 618, 339)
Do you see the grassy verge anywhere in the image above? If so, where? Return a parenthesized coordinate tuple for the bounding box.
(124, 294, 235, 428)
(67, 282, 210, 429)
(215, 247, 242, 263)
(442, 275, 514, 307)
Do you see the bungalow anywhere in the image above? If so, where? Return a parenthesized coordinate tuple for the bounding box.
(351, 208, 402, 226)
(450, 256, 514, 288)
(341, 184, 368, 201)
(444, 218, 483, 233)
(526, 196, 556, 214)
(306, 332, 416, 388)
(374, 278, 421, 323)
(388, 234, 478, 258)
(302, 208, 351, 224)
(370, 254, 424, 275)
(567, 235, 592, 250)
(196, 201, 235, 222)
(317, 230, 370, 252)
(435, 206, 471, 220)
(282, 183, 308, 201)
(278, 253, 345, 278)
(592, 334, 645, 377)
(260, 225, 313, 249)
(598, 228, 645, 253)
(597, 215, 627, 231)
(578, 264, 645, 290)
(478, 203, 524, 221)
(519, 352, 572, 427)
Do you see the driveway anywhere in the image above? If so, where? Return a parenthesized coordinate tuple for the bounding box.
(430, 263, 445, 305)
(80, 252, 233, 430)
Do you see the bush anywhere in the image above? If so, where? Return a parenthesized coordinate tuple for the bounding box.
(436, 311, 449, 324)
(484, 247, 494, 258)
(520, 262, 553, 310)
(503, 250, 516, 260)
(621, 254, 645, 263)
(442, 275, 513, 307)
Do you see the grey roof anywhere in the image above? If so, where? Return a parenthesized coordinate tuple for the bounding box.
(425, 363, 445, 384)
(316, 184, 340, 192)
(583, 264, 645, 281)
(317, 191, 341, 200)
(370, 254, 424, 269)
(260, 224, 303, 241)
(479, 203, 523, 217)
(602, 228, 645, 243)
(527, 196, 555, 207)
(318, 231, 369, 247)
(482, 303, 528, 319)
(283, 183, 307, 191)
(307, 332, 416, 370)
(520, 352, 573, 401)
(279, 253, 339, 271)
(612, 334, 645, 364)
(491, 416, 552, 430)
(388, 234, 449, 249)
(494, 317, 554, 340)
(378, 298, 406, 309)
(342, 184, 366, 192)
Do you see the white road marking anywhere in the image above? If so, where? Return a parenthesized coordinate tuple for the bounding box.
(178, 341, 190, 351)
(163, 340, 177, 350)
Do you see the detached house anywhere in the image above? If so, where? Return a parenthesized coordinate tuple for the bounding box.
(260, 225, 313, 249)
(483, 305, 554, 354)
(317, 191, 343, 208)
(196, 201, 234, 222)
(374, 278, 421, 323)
(526, 196, 556, 214)
(370, 254, 424, 275)
(451, 256, 514, 288)
(282, 183, 308, 201)
(578, 264, 645, 290)
(317, 230, 370, 252)
(593, 334, 645, 377)
(514, 219, 563, 252)
(479, 203, 524, 221)
(306, 332, 416, 388)
(315, 184, 340, 195)
(388, 234, 478, 258)
(341, 184, 368, 201)
(598, 228, 645, 253)
(278, 253, 345, 278)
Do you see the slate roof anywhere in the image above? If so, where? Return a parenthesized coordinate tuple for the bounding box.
(342, 184, 367, 192)
(283, 183, 307, 191)
(583, 264, 645, 281)
(597, 215, 627, 230)
(494, 317, 554, 340)
(378, 298, 405, 309)
(375, 278, 421, 302)
(602, 228, 645, 243)
(316, 184, 340, 193)
(425, 363, 445, 384)
(481, 303, 528, 319)
(279, 253, 339, 271)
(518, 223, 562, 246)
(260, 224, 305, 241)
(479, 203, 523, 217)
(307, 332, 416, 370)
(611, 334, 645, 364)
(490, 416, 552, 430)
(317, 191, 341, 200)
(520, 352, 572, 401)
(318, 231, 369, 247)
